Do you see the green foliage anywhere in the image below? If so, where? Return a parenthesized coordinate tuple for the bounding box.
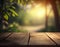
(3, 0, 20, 20)
(8, 8, 18, 16)
(10, 0, 13, 2)
(1, 0, 20, 31)
(2, 0, 31, 26)
(5, 23, 27, 32)
(37, 26, 57, 32)
(4, 14, 8, 20)
(47, 26, 57, 31)
(7, 26, 20, 32)
(17, 0, 31, 6)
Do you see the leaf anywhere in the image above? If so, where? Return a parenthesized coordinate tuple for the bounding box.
(18, 0, 20, 4)
(10, 0, 13, 2)
(8, 8, 18, 16)
(9, 24, 14, 27)
(4, 14, 8, 20)
(6, 12, 10, 16)
(11, 6, 16, 9)
(12, 13, 15, 17)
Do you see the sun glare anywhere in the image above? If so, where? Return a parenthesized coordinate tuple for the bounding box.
(28, 4, 46, 18)
(26, 3, 53, 18)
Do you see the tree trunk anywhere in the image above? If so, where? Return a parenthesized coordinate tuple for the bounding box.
(50, 0, 60, 31)
(58, 0, 60, 5)
(45, 1, 48, 31)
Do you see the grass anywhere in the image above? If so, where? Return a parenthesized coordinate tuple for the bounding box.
(37, 26, 57, 32)
(0, 25, 58, 33)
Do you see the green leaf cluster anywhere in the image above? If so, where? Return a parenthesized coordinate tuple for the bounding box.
(3, 2, 19, 21)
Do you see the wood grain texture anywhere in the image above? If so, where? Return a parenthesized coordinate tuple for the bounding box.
(0, 33, 12, 40)
(46, 32, 60, 45)
(6, 32, 29, 45)
(29, 32, 55, 45)
(0, 32, 60, 46)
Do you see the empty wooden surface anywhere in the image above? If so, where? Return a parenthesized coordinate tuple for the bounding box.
(29, 32, 55, 45)
(0, 32, 60, 46)
(0, 33, 12, 40)
(46, 32, 60, 45)
(6, 32, 29, 45)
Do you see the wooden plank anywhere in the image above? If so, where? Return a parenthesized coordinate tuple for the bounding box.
(54, 32, 60, 36)
(0, 33, 5, 36)
(46, 32, 60, 45)
(0, 33, 12, 40)
(0, 33, 12, 46)
(5, 32, 29, 45)
(29, 32, 55, 45)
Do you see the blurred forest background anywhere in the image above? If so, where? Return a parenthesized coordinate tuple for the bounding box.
(0, 0, 60, 32)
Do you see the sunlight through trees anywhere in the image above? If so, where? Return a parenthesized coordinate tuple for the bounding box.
(0, 0, 60, 32)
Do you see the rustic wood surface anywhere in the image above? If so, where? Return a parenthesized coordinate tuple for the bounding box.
(0, 32, 60, 46)
(29, 32, 55, 45)
(46, 32, 60, 45)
